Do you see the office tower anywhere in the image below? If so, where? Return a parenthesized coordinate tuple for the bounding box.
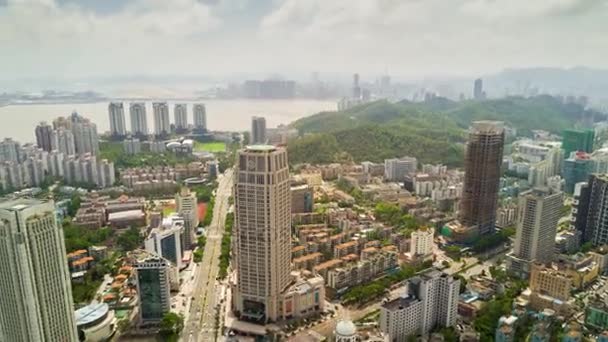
(129, 102, 148, 136)
(108, 102, 127, 137)
(290, 182, 314, 213)
(193, 103, 207, 131)
(384, 157, 417, 181)
(0, 199, 78, 342)
(174, 104, 188, 132)
(380, 269, 459, 340)
(353, 73, 361, 99)
(233, 145, 291, 322)
(145, 224, 183, 269)
(562, 129, 595, 157)
(51, 128, 76, 156)
(0, 138, 21, 162)
(473, 78, 484, 100)
(153, 102, 170, 136)
(410, 227, 434, 257)
(35, 121, 53, 152)
(131, 250, 171, 326)
(459, 121, 505, 237)
(72, 117, 99, 155)
(574, 174, 608, 246)
(251, 116, 267, 144)
(508, 188, 563, 278)
(563, 151, 593, 194)
(175, 188, 198, 249)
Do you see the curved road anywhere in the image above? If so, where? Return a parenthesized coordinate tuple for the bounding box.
(183, 169, 233, 342)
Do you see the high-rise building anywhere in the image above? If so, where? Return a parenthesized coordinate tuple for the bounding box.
(193, 103, 207, 132)
(98, 159, 116, 188)
(174, 104, 188, 132)
(175, 188, 198, 249)
(130, 250, 171, 326)
(380, 269, 459, 340)
(145, 224, 183, 269)
(290, 182, 313, 213)
(0, 199, 78, 341)
(563, 151, 593, 194)
(35, 121, 53, 152)
(459, 121, 505, 237)
(574, 174, 608, 246)
(108, 102, 127, 137)
(251, 116, 267, 144)
(233, 145, 291, 322)
(410, 227, 434, 257)
(153, 102, 170, 136)
(384, 157, 417, 181)
(51, 128, 76, 156)
(71, 115, 99, 155)
(129, 102, 148, 136)
(508, 188, 563, 278)
(353, 73, 361, 100)
(123, 137, 141, 155)
(473, 78, 484, 100)
(562, 129, 595, 157)
(0, 138, 21, 162)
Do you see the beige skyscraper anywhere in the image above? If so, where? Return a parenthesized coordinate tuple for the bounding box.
(233, 145, 291, 322)
(176, 187, 198, 248)
(0, 199, 78, 342)
(153, 102, 170, 136)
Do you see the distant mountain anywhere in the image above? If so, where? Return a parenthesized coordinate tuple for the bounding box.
(287, 95, 606, 167)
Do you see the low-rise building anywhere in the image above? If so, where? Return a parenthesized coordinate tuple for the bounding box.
(585, 300, 608, 332)
(293, 252, 323, 271)
(74, 302, 115, 342)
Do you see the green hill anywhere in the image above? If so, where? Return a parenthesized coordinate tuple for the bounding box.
(288, 95, 605, 167)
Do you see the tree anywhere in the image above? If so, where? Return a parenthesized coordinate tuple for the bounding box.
(160, 312, 184, 337)
(116, 226, 142, 251)
(117, 319, 131, 333)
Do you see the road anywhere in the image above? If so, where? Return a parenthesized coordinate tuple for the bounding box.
(183, 169, 233, 342)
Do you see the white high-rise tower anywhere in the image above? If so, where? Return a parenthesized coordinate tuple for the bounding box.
(193, 104, 207, 131)
(153, 102, 170, 136)
(174, 104, 188, 132)
(129, 102, 148, 136)
(108, 102, 127, 137)
(0, 199, 78, 342)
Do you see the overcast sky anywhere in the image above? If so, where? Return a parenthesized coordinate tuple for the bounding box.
(1, 0, 607, 81)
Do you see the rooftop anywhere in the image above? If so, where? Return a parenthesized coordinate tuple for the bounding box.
(74, 302, 109, 327)
(382, 296, 420, 311)
(245, 144, 277, 152)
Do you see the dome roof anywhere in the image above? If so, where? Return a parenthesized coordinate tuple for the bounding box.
(335, 320, 357, 336)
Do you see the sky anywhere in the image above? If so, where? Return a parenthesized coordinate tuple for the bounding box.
(0, 0, 607, 81)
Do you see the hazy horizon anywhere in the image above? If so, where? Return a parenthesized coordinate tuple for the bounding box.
(1, 0, 607, 84)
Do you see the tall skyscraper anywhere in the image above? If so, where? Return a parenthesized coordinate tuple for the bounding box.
(459, 121, 505, 238)
(35, 121, 53, 152)
(251, 116, 267, 144)
(507, 188, 563, 278)
(71, 115, 99, 155)
(175, 188, 198, 249)
(174, 104, 188, 132)
(108, 102, 127, 137)
(563, 151, 593, 194)
(0, 199, 78, 341)
(153, 102, 170, 136)
(0, 138, 21, 162)
(129, 102, 148, 136)
(473, 78, 484, 100)
(574, 174, 608, 246)
(145, 223, 183, 270)
(562, 129, 595, 157)
(233, 145, 291, 322)
(380, 269, 459, 340)
(130, 250, 171, 326)
(353, 73, 361, 99)
(193, 103, 207, 132)
(51, 128, 76, 156)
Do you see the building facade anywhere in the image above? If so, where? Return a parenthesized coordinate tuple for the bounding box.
(384, 157, 417, 182)
(380, 269, 459, 341)
(233, 145, 291, 322)
(251, 116, 267, 145)
(35, 121, 53, 152)
(193, 103, 207, 132)
(459, 121, 505, 237)
(174, 104, 188, 132)
(108, 102, 127, 137)
(508, 188, 563, 278)
(131, 250, 171, 326)
(0, 199, 78, 342)
(175, 187, 198, 249)
(153, 102, 170, 136)
(129, 102, 148, 136)
(575, 174, 608, 246)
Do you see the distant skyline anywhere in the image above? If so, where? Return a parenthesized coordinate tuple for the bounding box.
(1, 0, 607, 82)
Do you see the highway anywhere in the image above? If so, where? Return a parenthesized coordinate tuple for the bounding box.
(183, 169, 233, 342)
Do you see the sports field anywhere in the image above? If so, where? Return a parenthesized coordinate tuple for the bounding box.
(193, 141, 226, 153)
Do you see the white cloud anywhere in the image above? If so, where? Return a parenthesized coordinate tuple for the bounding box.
(0, 0, 607, 80)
